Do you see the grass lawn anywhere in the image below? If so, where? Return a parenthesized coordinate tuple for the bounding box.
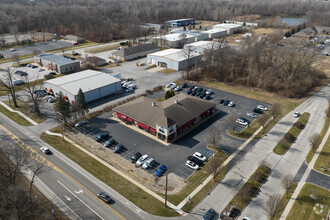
(273, 112, 310, 155)
(313, 127, 330, 174)
(154, 97, 165, 102)
(0, 54, 35, 64)
(40, 133, 179, 217)
(84, 43, 120, 54)
(45, 41, 99, 53)
(158, 69, 177, 74)
(306, 117, 329, 164)
(229, 165, 271, 210)
(287, 183, 329, 220)
(0, 104, 32, 126)
(146, 64, 157, 70)
(270, 182, 298, 220)
(3, 100, 47, 123)
(166, 146, 228, 207)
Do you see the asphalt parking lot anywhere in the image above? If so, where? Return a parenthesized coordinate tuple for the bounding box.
(73, 83, 270, 179)
(0, 40, 72, 58)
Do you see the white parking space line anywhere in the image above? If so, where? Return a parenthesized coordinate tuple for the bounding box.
(121, 150, 134, 159)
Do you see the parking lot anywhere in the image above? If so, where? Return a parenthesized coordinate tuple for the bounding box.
(0, 40, 72, 58)
(73, 83, 270, 179)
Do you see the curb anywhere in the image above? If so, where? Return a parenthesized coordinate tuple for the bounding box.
(0, 101, 39, 126)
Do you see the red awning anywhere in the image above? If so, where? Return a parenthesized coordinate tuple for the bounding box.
(149, 127, 156, 133)
(116, 112, 127, 120)
(136, 122, 149, 130)
(126, 117, 134, 123)
(178, 118, 196, 131)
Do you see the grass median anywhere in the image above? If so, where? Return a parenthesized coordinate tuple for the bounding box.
(85, 43, 120, 54)
(229, 165, 271, 210)
(313, 130, 330, 174)
(40, 133, 179, 217)
(273, 112, 310, 155)
(0, 104, 32, 126)
(287, 183, 329, 220)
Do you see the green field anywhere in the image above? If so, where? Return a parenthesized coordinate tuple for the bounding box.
(0, 104, 32, 126)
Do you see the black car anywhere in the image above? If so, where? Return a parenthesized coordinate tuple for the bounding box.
(95, 132, 109, 142)
(186, 90, 192, 95)
(113, 144, 124, 153)
(31, 65, 37, 68)
(223, 100, 230, 105)
(196, 87, 203, 93)
(199, 93, 206, 99)
(180, 82, 188, 88)
(196, 91, 201, 97)
(191, 91, 197, 96)
(49, 72, 57, 76)
(204, 95, 210, 100)
(219, 99, 224, 104)
(129, 152, 142, 163)
(253, 108, 263, 114)
(187, 155, 203, 166)
(203, 208, 216, 220)
(97, 192, 111, 203)
(18, 71, 28, 76)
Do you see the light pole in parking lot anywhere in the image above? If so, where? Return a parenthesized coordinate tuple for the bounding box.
(165, 173, 168, 208)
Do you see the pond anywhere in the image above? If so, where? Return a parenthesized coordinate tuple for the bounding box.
(276, 17, 307, 26)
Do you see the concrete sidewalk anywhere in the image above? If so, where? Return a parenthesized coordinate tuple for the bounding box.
(0, 101, 39, 126)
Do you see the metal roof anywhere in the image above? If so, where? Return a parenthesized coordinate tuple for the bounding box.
(148, 49, 202, 62)
(36, 54, 80, 66)
(44, 70, 120, 96)
(213, 24, 243, 29)
(202, 29, 227, 33)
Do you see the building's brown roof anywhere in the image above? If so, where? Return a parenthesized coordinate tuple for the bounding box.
(277, 37, 310, 47)
(113, 93, 215, 128)
(64, 35, 85, 41)
(86, 56, 106, 62)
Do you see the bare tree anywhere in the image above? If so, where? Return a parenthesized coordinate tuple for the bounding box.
(281, 174, 294, 197)
(32, 49, 42, 57)
(263, 194, 282, 218)
(178, 33, 187, 48)
(206, 157, 224, 181)
(269, 103, 282, 121)
(258, 114, 269, 133)
(0, 67, 19, 107)
(181, 45, 193, 78)
(309, 133, 320, 152)
(227, 115, 239, 134)
(206, 128, 221, 148)
(12, 53, 20, 67)
(326, 100, 330, 119)
(9, 25, 19, 45)
(20, 74, 43, 115)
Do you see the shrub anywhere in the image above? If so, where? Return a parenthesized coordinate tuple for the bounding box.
(294, 121, 304, 129)
(284, 133, 295, 143)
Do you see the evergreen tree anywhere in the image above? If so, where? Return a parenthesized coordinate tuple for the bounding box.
(170, 90, 175, 97)
(76, 88, 89, 117)
(54, 92, 71, 139)
(183, 26, 186, 31)
(164, 91, 170, 100)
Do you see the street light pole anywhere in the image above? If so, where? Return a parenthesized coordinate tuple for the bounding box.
(165, 173, 168, 208)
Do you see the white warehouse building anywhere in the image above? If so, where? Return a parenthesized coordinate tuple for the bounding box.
(184, 41, 223, 55)
(44, 70, 121, 103)
(147, 49, 202, 70)
(202, 29, 227, 39)
(152, 32, 208, 48)
(213, 24, 243, 35)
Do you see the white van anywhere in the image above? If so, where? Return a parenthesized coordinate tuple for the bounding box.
(13, 79, 24, 85)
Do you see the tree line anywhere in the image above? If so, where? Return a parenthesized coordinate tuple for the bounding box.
(0, 0, 329, 43)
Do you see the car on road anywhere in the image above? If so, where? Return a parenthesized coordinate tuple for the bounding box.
(203, 208, 216, 220)
(223, 100, 230, 105)
(253, 108, 263, 114)
(185, 160, 199, 170)
(205, 89, 212, 95)
(129, 152, 142, 163)
(193, 152, 207, 162)
(293, 112, 301, 118)
(95, 132, 109, 142)
(247, 112, 258, 118)
(75, 120, 87, 127)
(155, 165, 167, 176)
(40, 146, 51, 154)
(113, 144, 124, 153)
(257, 105, 268, 111)
(228, 101, 235, 107)
(96, 192, 111, 203)
(136, 154, 149, 167)
(187, 155, 203, 166)
(116, 47, 123, 50)
(9, 48, 17, 52)
(104, 138, 115, 147)
(142, 157, 155, 169)
(180, 82, 188, 88)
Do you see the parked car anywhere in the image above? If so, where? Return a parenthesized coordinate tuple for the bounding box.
(47, 97, 56, 103)
(174, 86, 182, 91)
(186, 90, 192, 95)
(155, 165, 167, 176)
(242, 217, 251, 220)
(165, 82, 174, 88)
(127, 84, 136, 89)
(122, 81, 133, 88)
(193, 152, 207, 162)
(191, 91, 197, 96)
(95, 132, 109, 142)
(18, 71, 28, 76)
(170, 83, 177, 90)
(188, 86, 194, 90)
(136, 154, 148, 166)
(27, 64, 33, 67)
(43, 95, 53, 101)
(223, 100, 230, 105)
(40, 146, 51, 154)
(192, 86, 198, 92)
(219, 99, 224, 104)
(196, 91, 201, 97)
(113, 144, 124, 153)
(253, 108, 263, 114)
(236, 118, 249, 126)
(240, 117, 250, 123)
(180, 82, 188, 88)
(247, 112, 258, 118)
(187, 155, 203, 167)
(142, 157, 155, 169)
(185, 160, 199, 170)
(73, 42, 78, 45)
(75, 120, 87, 127)
(31, 65, 38, 68)
(205, 89, 212, 95)
(203, 208, 216, 220)
(257, 105, 268, 111)
(48, 72, 57, 76)
(34, 90, 46, 97)
(126, 88, 134, 93)
(293, 112, 301, 118)
(13, 79, 24, 85)
(203, 95, 211, 100)
(116, 47, 123, 50)
(228, 101, 235, 107)
(9, 48, 17, 52)
(104, 138, 115, 147)
(96, 192, 111, 203)
(38, 68, 45, 72)
(196, 87, 203, 93)
(129, 152, 142, 163)
(199, 93, 206, 99)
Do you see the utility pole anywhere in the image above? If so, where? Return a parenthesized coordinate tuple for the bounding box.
(165, 173, 168, 208)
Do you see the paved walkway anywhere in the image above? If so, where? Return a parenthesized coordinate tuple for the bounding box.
(0, 101, 39, 125)
(279, 123, 330, 219)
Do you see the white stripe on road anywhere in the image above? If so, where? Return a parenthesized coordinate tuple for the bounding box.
(57, 180, 104, 220)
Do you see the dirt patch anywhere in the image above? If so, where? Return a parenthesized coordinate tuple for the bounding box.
(65, 131, 185, 195)
(231, 14, 262, 22)
(313, 56, 330, 77)
(196, 20, 220, 28)
(252, 28, 288, 36)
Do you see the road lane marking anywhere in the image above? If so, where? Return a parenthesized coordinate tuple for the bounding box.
(64, 196, 72, 202)
(58, 180, 103, 220)
(74, 190, 83, 194)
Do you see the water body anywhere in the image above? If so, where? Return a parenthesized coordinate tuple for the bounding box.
(276, 17, 307, 26)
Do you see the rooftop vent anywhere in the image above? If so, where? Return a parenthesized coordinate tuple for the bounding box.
(174, 99, 178, 104)
(152, 102, 156, 106)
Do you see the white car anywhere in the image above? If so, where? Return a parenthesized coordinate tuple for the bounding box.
(40, 146, 51, 154)
(242, 217, 251, 220)
(47, 97, 56, 103)
(247, 112, 258, 118)
(170, 83, 177, 89)
(257, 105, 268, 111)
(136, 154, 148, 167)
(75, 120, 87, 127)
(142, 158, 154, 169)
(236, 118, 248, 126)
(174, 86, 182, 91)
(193, 152, 207, 162)
(185, 160, 199, 170)
(205, 89, 212, 95)
(293, 112, 301, 118)
(228, 101, 235, 107)
(127, 84, 136, 89)
(122, 81, 133, 88)
(9, 48, 17, 52)
(166, 82, 174, 88)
